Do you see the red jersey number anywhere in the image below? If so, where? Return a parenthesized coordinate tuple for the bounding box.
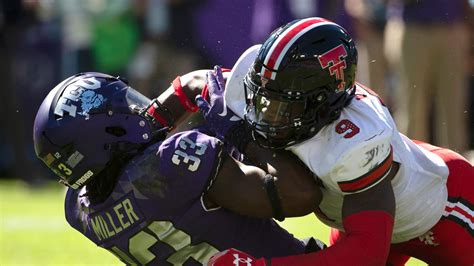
(335, 119, 360, 138)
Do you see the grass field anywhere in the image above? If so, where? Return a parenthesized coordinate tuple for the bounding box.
(0, 180, 426, 265)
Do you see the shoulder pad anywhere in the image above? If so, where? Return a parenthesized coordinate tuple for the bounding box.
(225, 45, 261, 118)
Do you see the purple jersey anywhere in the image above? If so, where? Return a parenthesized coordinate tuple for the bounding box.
(65, 130, 306, 265)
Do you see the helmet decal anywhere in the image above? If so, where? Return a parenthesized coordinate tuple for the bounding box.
(70, 170, 94, 189)
(65, 150, 85, 168)
(54, 77, 107, 118)
(79, 90, 106, 115)
(260, 17, 336, 80)
(318, 44, 348, 90)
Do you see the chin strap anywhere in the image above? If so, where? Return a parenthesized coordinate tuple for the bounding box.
(143, 99, 174, 130)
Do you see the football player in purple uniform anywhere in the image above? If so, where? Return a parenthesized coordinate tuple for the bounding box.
(33, 72, 324, 265)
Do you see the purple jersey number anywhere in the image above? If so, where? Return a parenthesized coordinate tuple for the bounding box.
(107, 132, 220, 264)
(171, 135, 208, 172)
(108, 220, 219, 264)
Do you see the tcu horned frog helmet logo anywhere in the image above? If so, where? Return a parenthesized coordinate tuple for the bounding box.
(79, 90, 105, 115)
(54, 77, 107, 117)
(318, 44, 348, 90)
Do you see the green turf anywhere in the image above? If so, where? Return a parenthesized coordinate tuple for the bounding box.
(0, 180, 426, 265)
(0, 180, 118, 265)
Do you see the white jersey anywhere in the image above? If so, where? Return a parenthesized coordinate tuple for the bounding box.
(225, 45, 449, 243)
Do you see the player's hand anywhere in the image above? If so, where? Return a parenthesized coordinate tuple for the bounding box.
(207, 248, 267, 266)
(195, 65, 241, 140)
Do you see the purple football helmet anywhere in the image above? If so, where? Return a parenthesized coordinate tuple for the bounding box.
(34, 72, 169, 189)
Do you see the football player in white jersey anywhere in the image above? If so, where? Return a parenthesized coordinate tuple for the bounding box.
(196, 17, 474, 265)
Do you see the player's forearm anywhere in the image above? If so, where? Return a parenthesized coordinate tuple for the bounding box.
(205, 156, 276, 218)
(156, 70, 209, 127)
(243, 142, 321, 217)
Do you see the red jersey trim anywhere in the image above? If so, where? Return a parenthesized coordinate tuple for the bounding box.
(338, 147, 393, 193)
(443, 197, 474, 236)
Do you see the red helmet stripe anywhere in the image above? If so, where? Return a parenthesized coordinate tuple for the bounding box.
(261, 17, 336, 80)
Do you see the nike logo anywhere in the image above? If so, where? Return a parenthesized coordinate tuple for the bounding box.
(217, 107, 228, 117)
(218, 107, 240, 121)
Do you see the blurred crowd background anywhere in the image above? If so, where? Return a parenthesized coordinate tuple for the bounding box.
(0, 0, 473, 185)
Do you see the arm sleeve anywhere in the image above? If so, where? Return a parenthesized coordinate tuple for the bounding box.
(270, 210, 394, 266)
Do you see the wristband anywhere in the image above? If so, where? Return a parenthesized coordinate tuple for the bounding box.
(172, 76, 199, 112)
(201, 83, 209, 102)
(264, 174, 285, 221)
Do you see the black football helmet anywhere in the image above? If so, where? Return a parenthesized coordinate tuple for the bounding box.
(244, 17, 357, 149)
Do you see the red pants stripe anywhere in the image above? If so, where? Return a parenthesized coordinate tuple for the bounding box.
(330, 142, 474, 265)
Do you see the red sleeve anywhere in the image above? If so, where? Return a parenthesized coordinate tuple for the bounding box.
(270, 211, 394, 266)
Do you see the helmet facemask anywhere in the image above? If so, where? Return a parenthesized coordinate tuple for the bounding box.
(244, 73, 338, 149)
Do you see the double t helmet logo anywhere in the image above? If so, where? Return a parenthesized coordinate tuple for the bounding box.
(318, 44, 348, 90)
